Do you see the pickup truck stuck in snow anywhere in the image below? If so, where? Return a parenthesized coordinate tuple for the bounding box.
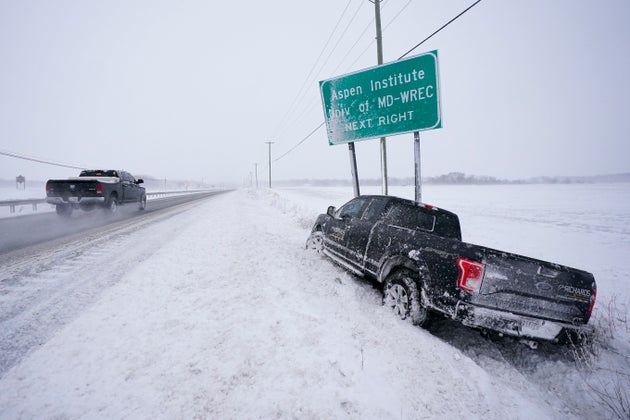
(46, 170, 146, 217)
(306, 195, 597, 346)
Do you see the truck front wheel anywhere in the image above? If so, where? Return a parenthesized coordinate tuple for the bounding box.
(305, 230, 324, 253)
(138, 193, 147, 211)
(383, 270, 430, 327)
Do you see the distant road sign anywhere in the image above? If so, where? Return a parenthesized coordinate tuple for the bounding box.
(319, 50, 441, 145)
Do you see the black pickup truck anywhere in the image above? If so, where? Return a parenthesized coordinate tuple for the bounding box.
(306, 195, 597, 346)
(46, 170, 146, 217)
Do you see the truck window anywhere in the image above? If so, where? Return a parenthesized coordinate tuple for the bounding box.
(80, 170, 118, 177)
(121, 172, 134, 183)
(386, 203, 435, 232)
(338, 198, 368, 219)
(362, 198, 388, 222)
(433, 212, 462, 241)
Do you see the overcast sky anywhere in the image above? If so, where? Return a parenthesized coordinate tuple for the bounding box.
(1, 0, 629, 185)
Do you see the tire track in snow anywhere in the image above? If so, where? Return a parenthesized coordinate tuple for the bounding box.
(0, 197, 213, 378)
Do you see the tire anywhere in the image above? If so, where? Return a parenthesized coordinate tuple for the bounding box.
(383, 270, 430, 327)
(138, 193, 147, 211)
(55, 204, 73, 217)
(105, 195, 118, 214)
(305, 230, 324, 253)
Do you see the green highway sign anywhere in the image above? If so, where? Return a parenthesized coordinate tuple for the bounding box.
(319, 50, 441, 145)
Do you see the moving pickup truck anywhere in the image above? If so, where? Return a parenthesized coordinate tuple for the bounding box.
(46, 169, 146, 217)
(306, 195, 597, 346)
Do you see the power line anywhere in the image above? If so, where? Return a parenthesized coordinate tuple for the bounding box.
(0, 149, 87, 170)
(272, 0, 484, 164)
(273, 1, 391, 150)
(344, 0, 411, 72)
(273, 0, 384, 143)
(383, 0, 412, 33)
(271, 1, 414, 162)
(398, 0, 482, 60)
(273, 2, 367, 143)
(330, 16, 375, 76)
(274, 122, 325, 162)
(311, 1, 364, 86)
(272, 0, 354, 140)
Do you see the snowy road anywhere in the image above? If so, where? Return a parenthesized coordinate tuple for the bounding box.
(0, 191, 226, 253)
(0, 192, 231, 377)
(0, 185, 628, 419)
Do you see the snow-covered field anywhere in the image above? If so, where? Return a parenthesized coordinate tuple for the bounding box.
(0, 183, 628, 418)
(0, 183, 52, 218)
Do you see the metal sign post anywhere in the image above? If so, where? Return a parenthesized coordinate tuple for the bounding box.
(414, 131, 421, 203)
(348, 143, 360, 197)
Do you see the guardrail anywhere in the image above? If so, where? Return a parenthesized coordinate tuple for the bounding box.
(0, 190, 216, 214)
(0, 199, 46, 213)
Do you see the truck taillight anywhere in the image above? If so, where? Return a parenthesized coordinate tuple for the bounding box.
(96, 184, 103, 195)
(45, 182, 51, 194)
(457, 258, 485, 293)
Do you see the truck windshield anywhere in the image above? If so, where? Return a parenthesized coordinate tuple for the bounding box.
(80, 170, 118, 177)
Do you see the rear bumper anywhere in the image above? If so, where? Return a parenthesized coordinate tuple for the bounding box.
(454, 301, 584, 342)
(46, 197, 106, 206)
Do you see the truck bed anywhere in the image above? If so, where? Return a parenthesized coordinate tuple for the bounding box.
(461, 241, 596, 325)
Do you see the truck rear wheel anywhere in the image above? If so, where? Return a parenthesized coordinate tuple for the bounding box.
(105, 196, 118, 214)
(55, 204, 73, 217)
(383, 270, 430, 327)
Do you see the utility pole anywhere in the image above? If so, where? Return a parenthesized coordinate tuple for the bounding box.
(374, 0, 388, 195)
(254, 163, 259, 189)
(265, 141, 274, 188)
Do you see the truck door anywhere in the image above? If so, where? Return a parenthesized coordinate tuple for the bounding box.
(323, 197, 369, 262)
(121, 172, 139, 203)
(345, 197, 389, 269)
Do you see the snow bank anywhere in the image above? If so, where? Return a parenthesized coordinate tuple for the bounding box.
(0, 184, 628, 418)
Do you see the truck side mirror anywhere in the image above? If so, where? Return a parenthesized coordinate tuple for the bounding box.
(327, 206, 336, 217)
(136, 179, 144, 184)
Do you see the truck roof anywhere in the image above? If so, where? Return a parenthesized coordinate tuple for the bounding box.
(359, 195, 462, 241)
(359, 194, 458, 216)
(79, 170, 119, 177)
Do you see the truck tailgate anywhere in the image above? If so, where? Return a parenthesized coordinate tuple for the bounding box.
(470, 247, 596, 325)
(46, 179, 101, 198)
